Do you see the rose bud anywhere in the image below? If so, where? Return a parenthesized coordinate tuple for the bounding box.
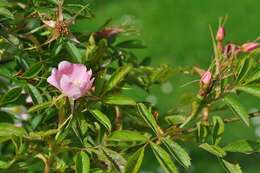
(200, 71, 212, 86)
(95, 27, 124, 39)
(216, 26, 225, 42)
(224, 43, 237, 57)
(47, 61, 94, 100)
(241, 42, 259, 53)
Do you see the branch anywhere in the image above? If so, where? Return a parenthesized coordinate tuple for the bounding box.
(183, 111, 260, 134)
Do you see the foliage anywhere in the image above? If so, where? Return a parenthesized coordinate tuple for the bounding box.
(0, 0, 260, 172)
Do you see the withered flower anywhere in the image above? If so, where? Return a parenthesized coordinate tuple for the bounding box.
(40, 0, 87, 45)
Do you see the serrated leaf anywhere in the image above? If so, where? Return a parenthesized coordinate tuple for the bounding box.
(89, 109, 111, 131)
(125, 147, 145, 173)
(76, 151, 90, 173)
(28, 129, 58, 140)
(0, 159, 15, 169)
(108, 130, 149, 142)
(196, 122, 209, 143)
(116, 40, 146, 49)
(102, 148, 126, 173)
(27, 84, 43, 104)
(85, 34, 96, 60)
(0, 7, 14, 19)
(221, 159, 243, 173)
(137, 103, 159, 135)
(0, 123, 27, 141)
(245, 70, 260, 84)
(236, 86, 260, 97)
(102, 64, 133, 94)
(23, 63, 43, 79)
(199, 143, 226, 157)
(223, 139, 260, 154)
(236, 57, 251, 82)
(0, 87, 22, 105)
(165, 115, 186, 125)
(212, 116, 224, 145)
(151, 143, 179, 173)
(28, 101, 52, 113)
(0, 0, 11, 7)
(162, 138, 191, 168)
(103, 95, 136, 106)
(223, 95, 249, 127)
(66, 41, 83, 63)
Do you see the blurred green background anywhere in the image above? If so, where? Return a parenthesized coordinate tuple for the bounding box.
(72, 0, 260, 172)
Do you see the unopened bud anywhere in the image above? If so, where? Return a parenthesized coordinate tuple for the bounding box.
(224, 43, 237, 57)
(216, 26, 225, 41)
(95, 27, 124, 39)
(200, 71, 212, 86)
(241, 42, 259, 53)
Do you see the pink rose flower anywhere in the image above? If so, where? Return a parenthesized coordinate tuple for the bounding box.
(241, 42, 259, 52)
(200, 71, 212, 86)
(216, 26, 225, 42)
(47, 61, 94, 100)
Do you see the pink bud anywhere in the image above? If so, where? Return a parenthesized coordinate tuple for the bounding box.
(241, 42, 259, 52)
(95, 27, 124, 39)
(224, 43, 237, 57)
(216, 26, 225, 41)
(200, 71, 212, 85)
(47, 61, 94, 100)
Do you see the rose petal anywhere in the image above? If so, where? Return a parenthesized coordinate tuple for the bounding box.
(60, 75, 81, 99)
(47, 69, 60, 89)
(70, 64, 87, 81)
(58, 61, 73, 75)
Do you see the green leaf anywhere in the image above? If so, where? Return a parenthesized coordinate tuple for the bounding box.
(28, 101, 52, 113)
(137, 103, 159, 135)
(150, 143, 179, 173)
(196, 122, 209, 143)
(27, 84, 43, 104)
(199, 143, 226, 157)
(89, 109, 111, 131)
(236, 57, 251, 82)
(236, 86, 260, 97)
(102, 64, 133, 94)
(0, 0, 11, 7)
(108, 130, 149, 142)
(0, 7, 14, 19)
(223, 139, 260, 154)
(0, 159, 15, 169)
(245, 69, 260, 84)
(165, 115, 186, 125)
(23, 63, 43, 79)
(212, 116, 225, 145)
(223, 95, 249, 127)
(221, 159, 243, 173)
(0, 123, 27, 141)
(103, 95, 136, 106)
(116, 40, 146, 49)
(162, 138, 191, 168)
(76, 151, 90, 173)
(85, 34, 96, 60)
(0, 87, 22, 105)
(125, 147, 145, 173)
(66, 41, 83, 63)
(28, 129, 58, 140)
(102, 148, 126, 173)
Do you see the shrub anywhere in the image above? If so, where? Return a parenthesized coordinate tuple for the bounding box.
(0, 0, 259, 172)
